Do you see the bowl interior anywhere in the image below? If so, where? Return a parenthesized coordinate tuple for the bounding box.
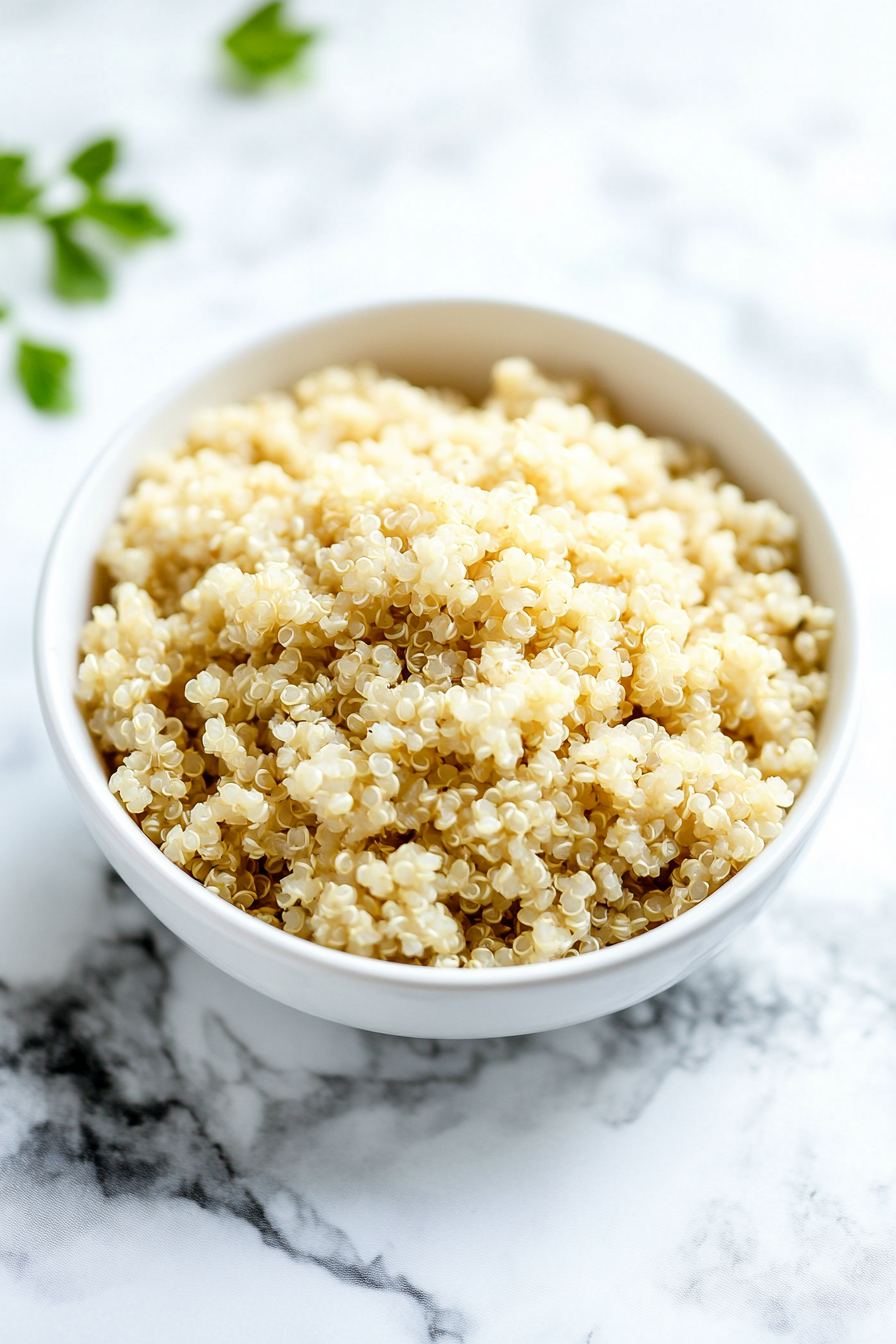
(36, 299, 857, 994)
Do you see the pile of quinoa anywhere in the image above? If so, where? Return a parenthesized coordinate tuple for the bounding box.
(77, 358, 831, 968)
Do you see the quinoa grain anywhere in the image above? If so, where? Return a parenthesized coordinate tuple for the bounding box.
(78, 359, 830, 966)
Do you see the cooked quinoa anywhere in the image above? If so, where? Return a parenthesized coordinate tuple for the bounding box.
(77, 358, 831, 968)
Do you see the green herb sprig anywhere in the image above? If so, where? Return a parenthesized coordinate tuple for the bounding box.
(0, 136, 173, 412)
(17, 340, 74, 413)
(0, 302, 73, 413)
(0, 264, 75, 415)
(222, 2, 319, 85)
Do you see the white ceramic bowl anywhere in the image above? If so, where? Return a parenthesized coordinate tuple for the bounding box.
(35, 300, 857, 1038)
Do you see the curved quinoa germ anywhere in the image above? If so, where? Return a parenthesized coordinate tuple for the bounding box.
(77, 358, 832, 968)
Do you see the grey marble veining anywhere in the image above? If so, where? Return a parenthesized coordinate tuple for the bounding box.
(0, 892, 466, 1340)
(0, 869, 887, 1341)
(1, 1, 895, 1340)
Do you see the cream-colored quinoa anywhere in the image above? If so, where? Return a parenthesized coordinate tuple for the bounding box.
(78, 359, 831, 968)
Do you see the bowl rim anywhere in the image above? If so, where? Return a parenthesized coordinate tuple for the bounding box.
(34, 296, 860, 994)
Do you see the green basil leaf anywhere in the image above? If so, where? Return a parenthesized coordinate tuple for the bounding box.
(68, 137, 119, 186)
(82, 195, 174, 242)
(0, 152, 41, 215)
(48, 219, 111, 302)
(223, 2, 317, 80)
(16, 339, 74, 413)
(0, 300, 9, 321)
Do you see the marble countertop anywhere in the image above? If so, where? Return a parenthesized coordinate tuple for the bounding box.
(1, 1, 895, 1339)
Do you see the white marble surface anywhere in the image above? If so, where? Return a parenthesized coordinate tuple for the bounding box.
(2, 1, 896, 1339)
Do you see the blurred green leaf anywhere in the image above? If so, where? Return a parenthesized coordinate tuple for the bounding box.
(0, 152, 41, 215)
(2, 134, 171, 414)
(82, 195, 174, 242)
(16, 339, 74, 413)
(223, 2, 317, 81)
(47, 218, 111, 302)
(68, 137, 119, 186)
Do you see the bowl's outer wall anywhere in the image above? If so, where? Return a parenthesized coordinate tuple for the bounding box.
(35, 301, 857, 1038)
(88, 800, 812, 1036)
